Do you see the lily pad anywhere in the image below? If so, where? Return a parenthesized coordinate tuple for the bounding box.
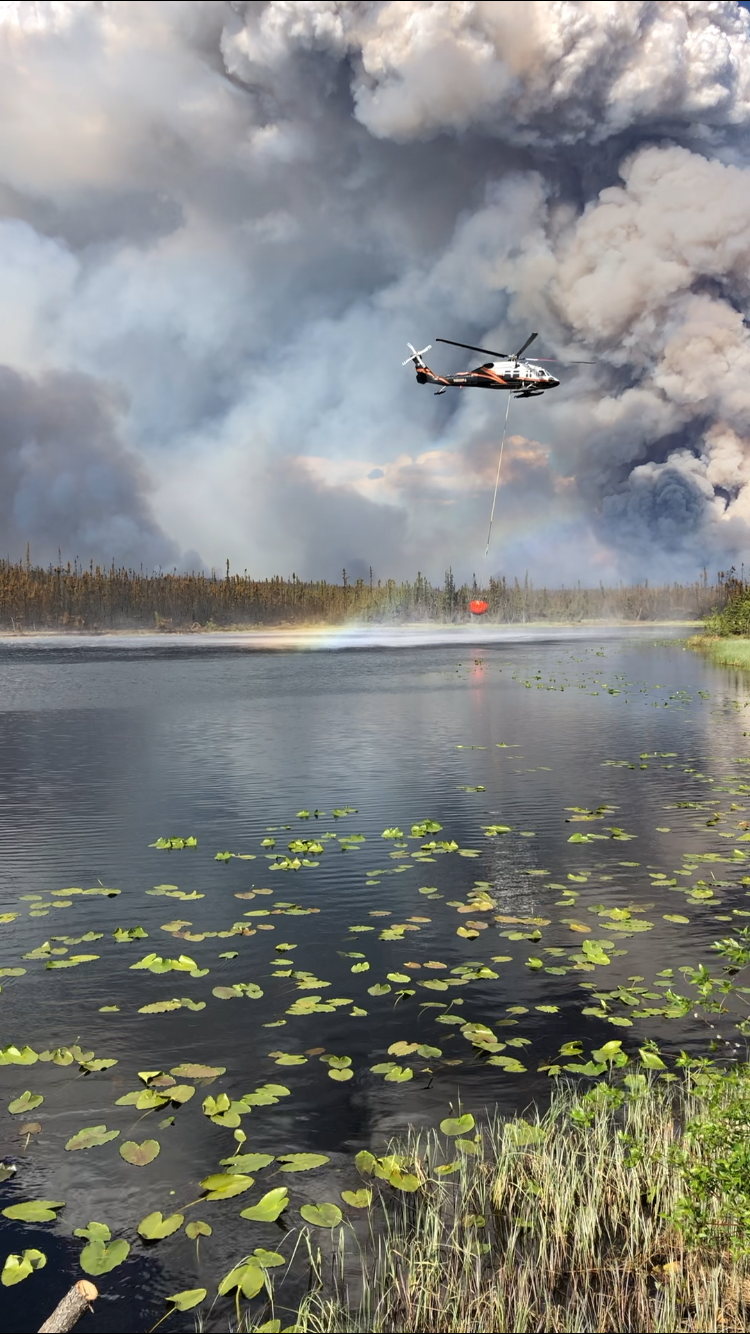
(341, 1188, 372, 1208)
(65, 1125, 119, 1151)
(1, 1249, 46, 1286)
(170, 1062, 225, 1079)
(440, 1114, 475, 1137)
(119, 1140, 160, 1167)
(240, 1187, 289, 1222)
(200, 1173, 255, 1200)
(137, 1211, 184, 1241)
(8, 1091, 43, 1115)
(2, 1201, 64, 1223)
(166, 1289, 207, 1311)
(277, 1153, 330, 1172)
(220, 1153, 274, 1172)
(80, 1237, 130, 1276)
(218, 1261, 266, 1299)
(300, 1202, 343, 1228)
(185, 1221, 212, 1240)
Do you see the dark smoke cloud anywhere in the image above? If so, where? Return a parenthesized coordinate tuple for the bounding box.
(0, 1, 749, 581)
(0, 364, 186, 568)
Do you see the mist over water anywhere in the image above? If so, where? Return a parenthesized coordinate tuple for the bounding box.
(0, 622, 681, 656)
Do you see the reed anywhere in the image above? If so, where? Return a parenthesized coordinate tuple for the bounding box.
(244, 1067, 750, 1334)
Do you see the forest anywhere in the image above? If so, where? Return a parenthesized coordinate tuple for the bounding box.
(0, 555, 727, 631)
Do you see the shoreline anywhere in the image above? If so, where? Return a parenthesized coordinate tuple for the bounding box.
(687, 633, 750, 671)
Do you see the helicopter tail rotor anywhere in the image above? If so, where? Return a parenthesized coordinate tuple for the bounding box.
(402, 343, 432, 367)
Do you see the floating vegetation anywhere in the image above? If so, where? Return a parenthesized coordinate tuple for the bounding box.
(6, 637, 750, 1329)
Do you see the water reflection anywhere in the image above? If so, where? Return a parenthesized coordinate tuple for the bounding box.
(0, 630, 748, 1330)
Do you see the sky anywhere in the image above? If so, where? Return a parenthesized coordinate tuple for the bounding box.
(1, 1, 750, 585)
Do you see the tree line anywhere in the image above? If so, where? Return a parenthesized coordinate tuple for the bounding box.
(705, 567, 750, 635)
(0, 556, 726, 631)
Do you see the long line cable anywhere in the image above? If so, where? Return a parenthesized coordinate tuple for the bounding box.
(484, 391, 512, 558)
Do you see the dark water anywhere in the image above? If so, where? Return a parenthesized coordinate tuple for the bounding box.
(1, 628, 749, 1331)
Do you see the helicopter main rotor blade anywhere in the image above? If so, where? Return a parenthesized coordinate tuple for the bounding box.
(435, 334, 594, 365)
(435, 337, 509, 358)
(513, 332, 538, 360)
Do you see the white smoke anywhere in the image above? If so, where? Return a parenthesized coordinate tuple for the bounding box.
(0, 0, 748, 581)
(224, 1, 750, 145)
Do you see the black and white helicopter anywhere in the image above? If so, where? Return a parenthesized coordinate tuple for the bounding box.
(403, 332, 593, 397)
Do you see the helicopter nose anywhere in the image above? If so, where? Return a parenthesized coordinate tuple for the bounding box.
(549, 376, 560, 387)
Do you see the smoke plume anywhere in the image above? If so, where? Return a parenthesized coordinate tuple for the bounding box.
(0, 1, 749, 581)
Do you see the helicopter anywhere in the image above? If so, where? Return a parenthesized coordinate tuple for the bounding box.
(402, 333, 593, 397)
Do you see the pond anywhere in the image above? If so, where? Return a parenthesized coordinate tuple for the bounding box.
(1, 627, 749, 1331)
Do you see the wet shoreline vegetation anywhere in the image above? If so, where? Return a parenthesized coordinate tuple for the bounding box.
(690, 637, 750, 673)
(0, 556, 724, 632)
(691, 569, 750, 669)
(246, 1065, 750, 1334)
(703, 569, 750, 638)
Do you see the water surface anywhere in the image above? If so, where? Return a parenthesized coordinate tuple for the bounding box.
(0, 629, 748, 1331)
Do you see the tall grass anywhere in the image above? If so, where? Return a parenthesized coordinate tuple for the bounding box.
(245, 1072, 750, 1334)
(0, 555, 723, 630)
(691, 637, 750, 672)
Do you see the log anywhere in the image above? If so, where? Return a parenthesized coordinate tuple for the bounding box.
(38, 1280, 98, 1333)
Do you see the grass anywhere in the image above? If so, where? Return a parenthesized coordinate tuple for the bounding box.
(689, 635, 750, 671)
(240, 1067, 750, 1334)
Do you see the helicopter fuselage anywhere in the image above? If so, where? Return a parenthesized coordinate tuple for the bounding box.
(416, 357, 559, 397)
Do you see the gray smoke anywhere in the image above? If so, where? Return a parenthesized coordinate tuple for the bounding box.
(0, 1, 749, 581)
(0, 364, 186, 569)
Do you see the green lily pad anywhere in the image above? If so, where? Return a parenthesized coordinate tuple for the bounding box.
(200, 1173, 255, 1200)
(170, 1063, 225, 1079)
(166, 1289, 207, 1311)
(341, 1188, 372, 1208)
(220, 1153, 274, 1172)
(488, 1055, 527, 1072)
(8, 1091, 43, 1115)
(2, 1201, 64, 1223)
(137, 1211, 184, 1240)
(218, 1262, 266, 1299)
(75, 1222, 112, 1242)
(1, 1249, 46, 1286)
(440, 1114, 475, 1136)
(277, 1154, 330, 1173)
(80, 1237, 130, 1276)
(239, 1187, 289, 1222)
(65, 1125, 119, 1151)
(300, 1202, 343, 1228)
(168, 1084, 195, 1104)
(119, 1140, 160, 1167)
(384, 1066, 413, 1083)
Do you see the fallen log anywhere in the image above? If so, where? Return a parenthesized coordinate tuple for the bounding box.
(38, 1279, 98, 1333)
